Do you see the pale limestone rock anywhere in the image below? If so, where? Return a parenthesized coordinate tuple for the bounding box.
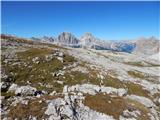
(127, 95, 155, 108)
(8, 83, 18, 92)
(15, 85, 37, 96)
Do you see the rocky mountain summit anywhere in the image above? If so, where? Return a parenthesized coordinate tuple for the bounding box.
(80, 32, 97, 48)
(41, 36, 56, 42)
(57, 32, 79, 46)
(1, 34, 160, 120)
(134, 37, 160, 55)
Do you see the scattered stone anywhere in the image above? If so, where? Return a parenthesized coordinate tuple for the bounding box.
(45, 54, 54, 61)
(1, 82, 10, 92)
(32, 57, 40, 64)
(119, 116, 137, 120)
(56, 81, 64, 85)
(71, 66, 89, 73)
(21, 100, 29, 105)
(64, 84, 127, 96)
(8, 83, 18, 92)
(49, 91, 56, 96)
(127, 95, 155, 108)
(57, 57, 63, 63)
(45, 98, 65, 115)
(27, 81, 31, 84)
(51, 72, 56, 77)
(0, 96, 5, 101)
(15, 85, 37, 96)
(57, 70, 65, 77)
(1, 73, 14, 82)
(51, 70, 65, 77)
(28, 115, 37, 120)
(58, 52, 64, 57)
(122, 109, 141, 118)
(39, 100, 42, 103)
(46, 84, 53, 88)
(97, 74, 105, 79)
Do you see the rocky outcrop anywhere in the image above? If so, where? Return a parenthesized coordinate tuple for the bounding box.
(0, 82, 11, 92)
(63, 84, 127, 96)
(41, 36, 56, 42)
(133, 37, 160, 55)
(58, 32, 79, 46)
(15, 85, 37, 96)
(45, 92, 115, 120)
(80, 33, 97, 48)
(127, 95, 156, 108)
(30, 37, 42, 41)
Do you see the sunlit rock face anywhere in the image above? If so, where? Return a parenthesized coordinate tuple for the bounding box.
(133, 37, 160, 55)
(80, 33, 96, 48)
(58, 32, 79, 46)
(41, 36, 56, 42)
(79, 33, 136, 53)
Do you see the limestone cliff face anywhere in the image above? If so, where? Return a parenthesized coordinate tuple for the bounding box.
(58, 32, 79, 45)
(133, 37, 160, 55)
(80, 33, 97, 48)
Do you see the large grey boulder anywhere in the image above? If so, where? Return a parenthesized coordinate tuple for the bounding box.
(15, 85, 37, 96)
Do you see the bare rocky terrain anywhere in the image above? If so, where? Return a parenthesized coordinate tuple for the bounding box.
(1, 34, 160, 120)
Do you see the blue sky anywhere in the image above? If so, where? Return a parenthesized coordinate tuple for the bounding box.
(1, 1, 160, 40)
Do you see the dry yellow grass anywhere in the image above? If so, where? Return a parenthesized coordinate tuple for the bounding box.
(8, 99, 47, 119)
(128, 70, 146, 79)
(84, 93, 127, 119)
(84, 93, 151, 120)
(8, 95, 64, 119)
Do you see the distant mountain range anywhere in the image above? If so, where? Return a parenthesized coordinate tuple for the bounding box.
(31, 32, 159, 55)
(1, 32, 159, 55)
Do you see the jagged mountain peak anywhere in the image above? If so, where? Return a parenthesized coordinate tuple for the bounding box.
(41, 36, 56, 42)
(28, 32, 159, 55)
(58, 32, 79, 45)
(83, 32, 94, 37)
(81, 32, 96, 41)
(60, 31, 73, 35)
(134, 37, 160, 55)
(80, 33, 97, 48)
